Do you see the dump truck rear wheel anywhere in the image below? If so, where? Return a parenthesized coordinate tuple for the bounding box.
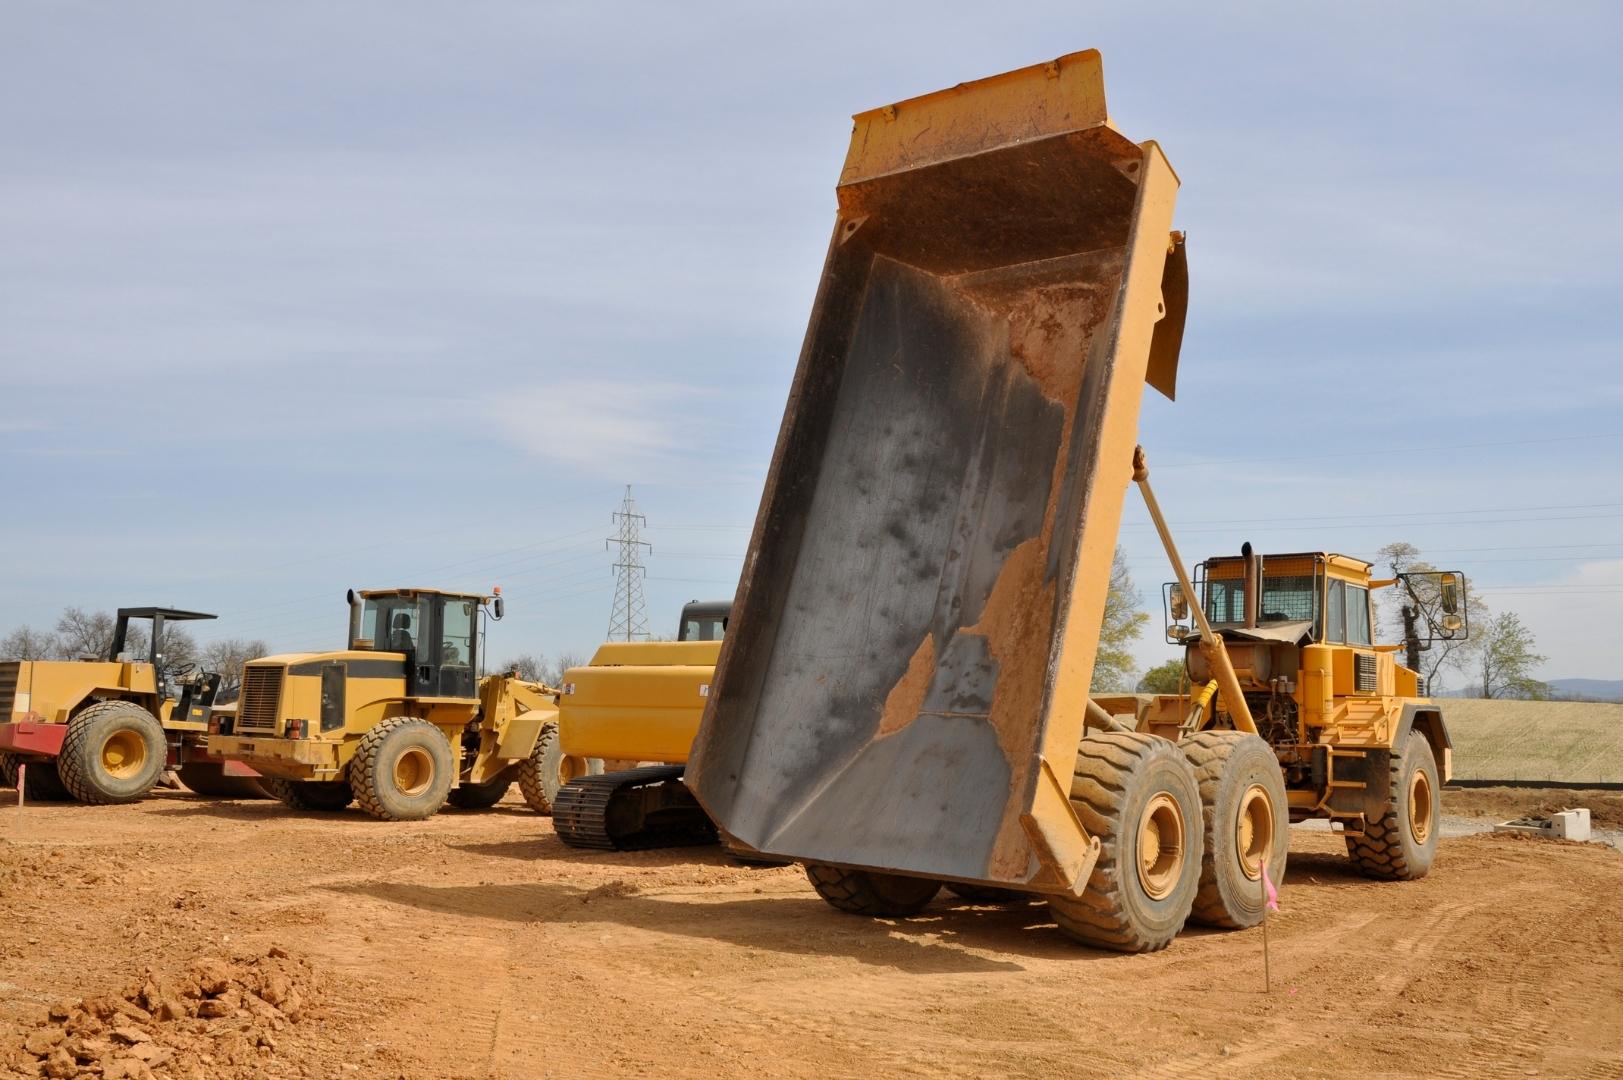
(945, 883, 1026, 904)
(263, 777, 354, 812)
(1346, 732, 1439, 881)
(517, 720, 602, 815)
(176, 762, 267, 799)
(805, 864, 942, 917)
(58, 701, 168, 805)
(447, 776, 512, 810)
(1182, 731, 1289, 929)
(1048, 732, 1203, 953)
(349, 717, 455, 821)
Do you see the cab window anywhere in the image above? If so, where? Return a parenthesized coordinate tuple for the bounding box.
(441, 598, 475, 668)
(1345, 585, 1372, 646)
(361, 596, 430, 653)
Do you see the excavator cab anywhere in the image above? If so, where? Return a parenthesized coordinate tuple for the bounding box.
(676, 601, 730, 643)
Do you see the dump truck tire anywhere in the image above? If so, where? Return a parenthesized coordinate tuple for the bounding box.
(1347, 732, 1439, 881)
(1182, 731, 1289, 929)
(263, 777, 354, 812)
(1048, 732, 1203, 953)
(805, 864, 942, 917)
(517, 720, 602, 815)
(176, 763, 267, 799)
(58, 701, 167, 805)
(447, 777, 512, 810)
(945, 883, 1026, 904)
(0, 752, 17, 788)
(349, 717, 455, 821)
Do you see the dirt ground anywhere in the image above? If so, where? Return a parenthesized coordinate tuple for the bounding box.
(3, 788, 1622, 1080)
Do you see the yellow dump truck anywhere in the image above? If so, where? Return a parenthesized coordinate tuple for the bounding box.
(550, 601, 728, 849)
(682, 51, 1459, 953)
(209, 588, 598, 819)
(0, 607, 259, 803)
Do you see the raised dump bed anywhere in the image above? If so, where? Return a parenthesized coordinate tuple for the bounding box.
(686, 51, 1187, 897)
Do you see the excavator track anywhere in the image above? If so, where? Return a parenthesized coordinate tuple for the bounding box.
(553, 764, 718, 851)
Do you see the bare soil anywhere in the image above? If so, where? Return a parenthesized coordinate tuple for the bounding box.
(3, 789, 1621, 1079)
(1443, 785, 1623, 831)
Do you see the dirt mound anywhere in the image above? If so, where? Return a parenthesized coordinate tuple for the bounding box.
(1, 948, 329, 1080)
(1445, 785, 1623, 830)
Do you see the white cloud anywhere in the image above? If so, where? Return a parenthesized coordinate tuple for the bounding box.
(487, 379, 720, 481)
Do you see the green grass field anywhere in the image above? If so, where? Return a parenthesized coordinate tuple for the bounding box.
(1442, 699, 1623, 784)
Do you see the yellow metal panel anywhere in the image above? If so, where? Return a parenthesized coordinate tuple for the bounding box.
(1300, 644, 1334, 729)
(587, 641, 722, 667)
(559, 663, 713, 763)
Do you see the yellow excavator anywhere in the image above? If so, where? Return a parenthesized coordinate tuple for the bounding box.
(680, 51, 1458, 952)
(209, 588, 598, 819)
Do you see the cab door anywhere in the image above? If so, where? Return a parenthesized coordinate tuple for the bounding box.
(432, 596, 478, 699)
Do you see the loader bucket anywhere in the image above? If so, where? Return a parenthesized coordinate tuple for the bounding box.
(685, 51, 1186, 894)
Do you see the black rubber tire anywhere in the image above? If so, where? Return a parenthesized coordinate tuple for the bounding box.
(176, 762, 268, 799)
(945, 883, 1027, 904)
(805, 864, 942, 917)
(0, 752, 17, 789)
(348, 717, 455, 821)
(446, 776, 512, 810)
(262, 777, 354, 812)
(58, 702, 168, 805)
(516, 720, 602, 815)
(1347, 732, 1440, 881)
(1182, 731, 1289, 929)
(15, 759, 73, 801)
(1048, 732, 1204, 953)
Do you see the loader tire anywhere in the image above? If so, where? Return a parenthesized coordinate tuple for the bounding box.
(1182, 731, 1289, 929)
(176, 762, 267, 799)
(805, 864, 941, 917)
(945, 883, 1026, 904)
(1048, 732, 1203, 953)
(0, 752, 17, 788)
(349, 717, 455, 821)
(1346, 731, 1439, 881)
(447, 776, 512, 810)
(516, 720, 601, 815)
(263, 777, 354, 812)
(58, 702, 167, 805)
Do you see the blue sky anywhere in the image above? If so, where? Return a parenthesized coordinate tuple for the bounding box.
(2, 2, 1620, 686)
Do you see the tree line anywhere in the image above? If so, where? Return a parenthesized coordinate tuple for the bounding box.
(0, 608, 270, 696)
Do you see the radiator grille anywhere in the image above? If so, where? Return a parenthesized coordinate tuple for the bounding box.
(1355, 653, 1378, 693)
(0, 663, 17, 718)
(237, 665, 285, 733)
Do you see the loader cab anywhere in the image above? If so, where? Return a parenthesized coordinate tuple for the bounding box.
(1166, 552, 1380, 649)
(677, 600, 730, 642)
(350, 588, 490, 700)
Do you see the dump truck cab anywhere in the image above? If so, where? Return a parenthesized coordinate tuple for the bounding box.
(0, 607, 252, 804)
(210, 587, 593, 820)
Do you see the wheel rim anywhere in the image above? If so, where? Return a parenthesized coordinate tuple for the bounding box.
(1408, 766, 1434, 844)
(1136, 792, 1186, 901)
(1236, 783, 1275, 881)
(557, 754, 581, 787)
(392, 746, 435, 797)
(100, 729, 148, 779)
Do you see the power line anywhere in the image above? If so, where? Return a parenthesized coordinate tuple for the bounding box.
(1156, 431, 1623, 469)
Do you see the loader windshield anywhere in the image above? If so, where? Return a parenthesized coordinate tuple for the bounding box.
(359, 595, 430, 653)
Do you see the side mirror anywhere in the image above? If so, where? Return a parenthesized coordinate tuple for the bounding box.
(1169, 584, 1189, 621)
(492, 596, 505, 620)
(1439, 574, 1460, 615)
(1441, 613, 1464, 635)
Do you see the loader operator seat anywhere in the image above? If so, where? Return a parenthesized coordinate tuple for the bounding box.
(389, 614, 415, 652)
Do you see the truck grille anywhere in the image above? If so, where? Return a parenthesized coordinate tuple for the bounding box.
(0, 663, 17, 719)
(1355, 653, 1378, 693)
(237, 665, 285, 733)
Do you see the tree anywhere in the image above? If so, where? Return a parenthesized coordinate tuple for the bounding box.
(0, 625, 60, 661)
(544, 652, 586, 686)
(498, 653, 548, 682)
(1092, 548, 1149, 692)
(55, 607, 119, 659)
(1476, 612, 1550, 700)
(1137, 659, 1186, 694)
(1375, 542, 1486, 693)
(201, 638, 272, 696)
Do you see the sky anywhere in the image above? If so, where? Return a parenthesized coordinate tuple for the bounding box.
(2, 1, 1620, 688)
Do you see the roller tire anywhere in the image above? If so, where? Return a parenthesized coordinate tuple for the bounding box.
(349, 717, 455, 821)
(1347, 732, 1440, 881)
(945, 883, 1027, 904)
(1048, 732, 1203, 953)
(58, 702, 168, 805)
(0, 752, 17, 789)
(15, 759, 73, 801)
(263, 777, 354, 812)
(447, 776, 512, 810)
(1182, 731, 1289, 929)
(516, 720, 602, 815)
(176, 762, 268, 799)
(805, 864, 942, 917)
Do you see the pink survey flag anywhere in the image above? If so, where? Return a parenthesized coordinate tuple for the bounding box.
(1261, 858, 1280, 912)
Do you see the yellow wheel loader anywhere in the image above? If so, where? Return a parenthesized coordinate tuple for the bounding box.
(550, 601, 731, 850)
(0, 607, 259, 804)
(681, 51, 1461, 953)
(207, 588, 599, 821)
